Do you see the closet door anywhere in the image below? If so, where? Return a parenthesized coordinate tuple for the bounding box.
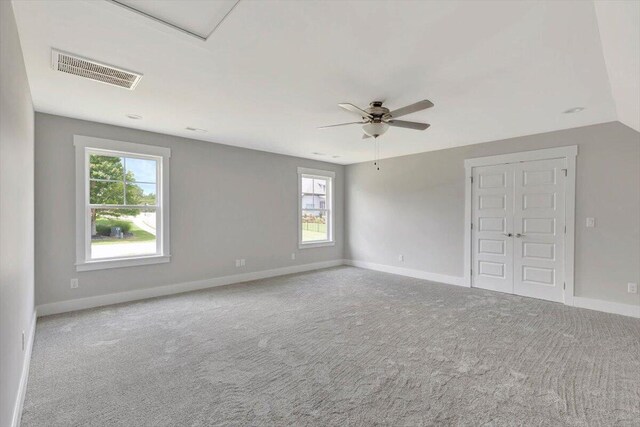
(513, 158, 566, 303)
(471, 164, 514, 294)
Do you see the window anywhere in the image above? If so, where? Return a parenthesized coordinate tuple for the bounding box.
(298, 167, 335, 248)
(74, 136, 170, 271)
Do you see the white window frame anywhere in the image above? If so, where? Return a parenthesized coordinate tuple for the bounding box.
(298, 167, 335, 249)
(74, 135, 171, 271)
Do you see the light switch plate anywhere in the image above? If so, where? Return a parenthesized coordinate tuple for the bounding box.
(586, 217, 595, 228)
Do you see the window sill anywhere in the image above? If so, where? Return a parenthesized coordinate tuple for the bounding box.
(76, 255, 171, 272)
(299, 241, 335, 249)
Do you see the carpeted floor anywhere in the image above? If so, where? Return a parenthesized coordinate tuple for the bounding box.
(23, 267, 640, 426)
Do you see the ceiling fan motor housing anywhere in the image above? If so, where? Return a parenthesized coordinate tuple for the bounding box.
(366, 101, 390, 119)
(362, 102, 391, 137)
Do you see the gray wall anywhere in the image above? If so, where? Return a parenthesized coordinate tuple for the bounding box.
(345, 122, 640, 306)
(0, 1, 35, 425)
(34, 113, 344, 306)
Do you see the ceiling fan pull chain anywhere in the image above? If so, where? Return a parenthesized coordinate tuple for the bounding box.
(373, 139, 377, 168)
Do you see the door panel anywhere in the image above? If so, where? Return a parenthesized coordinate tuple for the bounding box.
(472, 164, 513, 294)
(513, 158, 565, 302)
(471, 158, 566, 304)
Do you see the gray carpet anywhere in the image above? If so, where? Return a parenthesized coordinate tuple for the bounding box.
(23, 267, 640, 426)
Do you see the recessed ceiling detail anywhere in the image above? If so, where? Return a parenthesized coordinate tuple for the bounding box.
(51, 49, 142, 90)
(186, 127, 207, 133)
(107, 0, 240, 41)
(563, 107, 585, 114)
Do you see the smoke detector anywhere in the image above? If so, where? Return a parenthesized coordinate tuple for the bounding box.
(51, 49, 142, 90)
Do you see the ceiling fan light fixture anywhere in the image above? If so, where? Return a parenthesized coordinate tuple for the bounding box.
(362, 122, 389, 138)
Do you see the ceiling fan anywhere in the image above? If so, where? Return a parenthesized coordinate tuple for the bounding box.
(318, 99, 434, 138)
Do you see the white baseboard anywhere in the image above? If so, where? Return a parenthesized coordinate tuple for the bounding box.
(344, 259, 467, 287)
(573, 296, 640, 318)
(36, 259, 640, 319)
(37, 259, 345, 317)
(346, 259, 640, 319)
(12, 309, 37, 427)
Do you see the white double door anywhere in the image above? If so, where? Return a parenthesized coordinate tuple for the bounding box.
(472, 158, 566, 303)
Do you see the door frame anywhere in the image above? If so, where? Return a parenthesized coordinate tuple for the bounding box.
(463, 145, 578, 305)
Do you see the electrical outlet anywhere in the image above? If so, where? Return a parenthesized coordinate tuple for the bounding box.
(70, 278, 78, 289)
(291, 253, 296, 260)
(398, 254, 404, 262)
(586, 217, 595, 228)
(628, 282, 638, 294)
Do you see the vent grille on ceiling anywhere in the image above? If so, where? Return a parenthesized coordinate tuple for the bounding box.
(51, 49, 142, 90)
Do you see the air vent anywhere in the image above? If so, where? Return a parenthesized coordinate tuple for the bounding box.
(51, 49, 142, 90)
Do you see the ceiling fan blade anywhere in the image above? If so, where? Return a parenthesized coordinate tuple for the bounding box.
(317, 121, 365, 129)
(362, 133, 371, 139)
(386, 120, 431, 130)
(388, 99, 434, 119)
(338, 103, 372, 118)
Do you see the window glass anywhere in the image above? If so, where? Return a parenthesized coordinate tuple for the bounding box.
(300, 173, 332, 244)
(125, 183, 156, 206)
(90, 180, 124, 205)
(90, 207, 157, 259)
(301, 210, 328, 242)
(300, 178, 328, 209)
(87, 151, 161, 261)
(90, 155, 123, 180)
(124, 157, 157, 183)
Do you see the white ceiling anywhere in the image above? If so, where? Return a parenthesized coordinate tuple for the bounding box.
(11, 0, 633, 164)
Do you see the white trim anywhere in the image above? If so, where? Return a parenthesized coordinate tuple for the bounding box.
(344, 259, 466, 287)
(463, 166, 473, 287)
(463, 145, 578, 305)
(296, 167, 336, 178)
(563, 153, 577, 306)
(74, 135, 171, 271)
(573, 297, 640, 318)
(298, 241, 336, 249)
(36, 260, 344, 317)
(75, 255, 171, 272)
(73, 135, 171, 157)
(463, 145, 577, 169)
(11, 310, 37, 427)
(298, 167, 335, 249)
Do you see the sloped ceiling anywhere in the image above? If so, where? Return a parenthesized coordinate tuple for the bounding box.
(594, 0, 640, 133)
(11, 0, 637, 164)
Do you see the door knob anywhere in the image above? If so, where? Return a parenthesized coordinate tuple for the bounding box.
(516, 233, 525, 238)
(503, 233, 513, 237)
